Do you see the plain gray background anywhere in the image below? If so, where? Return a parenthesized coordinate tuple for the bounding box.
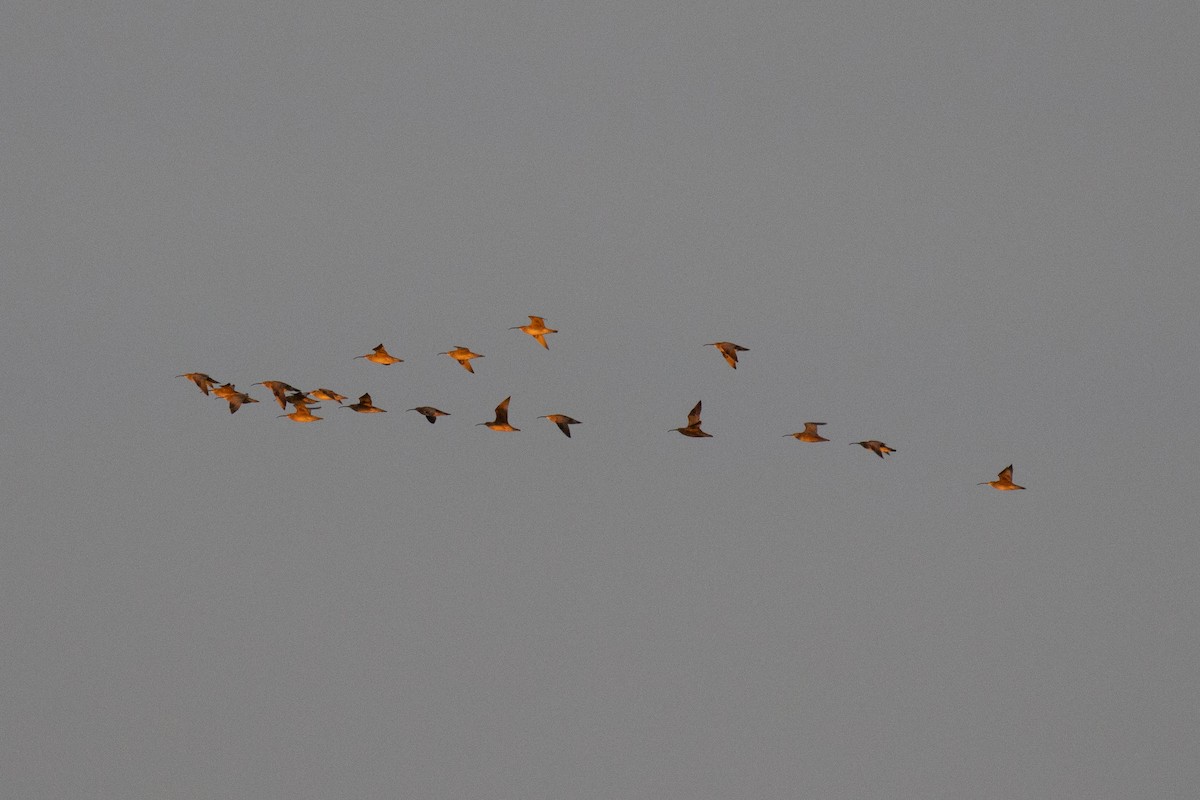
(3, 2, 1199, 798)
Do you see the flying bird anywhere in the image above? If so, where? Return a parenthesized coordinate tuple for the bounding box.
(254, 381, 302, 409)
(979, 464, 1026, 490)
(477, 396, 519, 431)
(510, 315, 558, 349)
(784, 422, 829, 442)
(309, 388, 348, 405)
(538, 414, 581, 438)
(407, 406, 450, 424)
(355, 344, 403, 365)
(852, 440, 896, 458)
(439, 347, 484, 373)
(278, 405, 322, 422)
(343, 393, 386, 413)
(177, 373, 220, 395)
(671, 401, 712, 438)
(705, 341, 749, 369)
(225, 390, 258, 414)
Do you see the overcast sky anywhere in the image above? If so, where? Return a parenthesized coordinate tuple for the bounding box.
(3, 2, 1199, 798)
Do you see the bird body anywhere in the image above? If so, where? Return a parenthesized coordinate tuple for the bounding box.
(538, 413, 580, 437)
(279, 405, 322, 422)
(478, 396, 519, 431)
(309, 388, 347, 405)
(671, 401, 712, 437)
(355, 344, 403, 365)
(178, 373, 219, 395)
(254, 381, 302, 409)
(344, 393, 386, 413)
(979, 465, 1025, 490)
(439, 347, 484, 373)
(852, 440, 896, 458)
(784, 422, 829, 442)
(225, 391, 258, 414)
(408, 406, 450, 424)
(705, 341, 749, 369)
(511, 315, 557, 349)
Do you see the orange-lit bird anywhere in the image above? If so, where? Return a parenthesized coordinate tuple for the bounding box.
(355, 344, 403, 365)
(477, 396, 519, 431)
(705, 341, 749, 369)
(343, 393, 386, 413)
(852, 440, 896, 458)
(254, 381, 302, 409)
(178, 373, 220, 395)
(510, 316, 557, 349)
(979, 464, 1026, 490)
(439, 346, 484, 373)
(407, 406, 450, 424)
(671, 401, 712, 438)
(225, 390, 258, 414)
(309, 388, 348, 405)
(784, 422, 829, 442)
(278, 405, 322, 422)
(538, 414, 580, 437)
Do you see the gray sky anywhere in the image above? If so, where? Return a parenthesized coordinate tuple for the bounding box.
(4, 2, 1199, 798)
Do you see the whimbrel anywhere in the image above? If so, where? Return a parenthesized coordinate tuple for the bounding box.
(278, 405, 322, 422)
(477, 396, 519, 431)
(283, 391, 316, 408)
(225, 391, 258, 414)
(538, 414, 580, 437)
(852, 440, 896, 458)
(979, 465, 1025, 491)
(439, 347, 484, 373)
(671, 401, 712, 437)
(784, 422, 829, 442)
(309, 388, 347, 405)
(254, 381, 302, 409)
(343, 393, 386, 413)
(355, 344, 403, 365)
(705, 341, 749, 369)
(408, 406, 450, 424)
(177, 373, 220, 395)
(510, 316, 557, 349)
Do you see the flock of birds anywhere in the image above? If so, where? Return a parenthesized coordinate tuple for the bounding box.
(178, 315, 1027, 491)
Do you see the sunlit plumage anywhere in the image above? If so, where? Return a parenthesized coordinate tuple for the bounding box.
(254, 381, 302, 409)
(177, 373, 220, 395)
(852, 440, 896, 458)
(705, 341, 749, 369)
(784, 422, 829, 442)
(671, 401, 712, 438)
(979, 464, 1025, 490)
(309, 388, 348, 405)
(538, 413, 580, 437)
(343, 393, 386, 413)
(439, 346, 484, 373)
(355, 344, 403, 365)
(478, 396, 519, 431)
(225, 390, 258, 414)
(407, 406, 450, 424)
(510, 315, 558, 349)
(278, 404, 322, 422)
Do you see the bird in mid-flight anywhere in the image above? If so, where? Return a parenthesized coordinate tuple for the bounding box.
(852, 440, 896, 458)
(705, 341, 749, 369)
(979, 464, 1025, 490)
(510, 315, 558, 349)
(671, 401, 712, 438)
